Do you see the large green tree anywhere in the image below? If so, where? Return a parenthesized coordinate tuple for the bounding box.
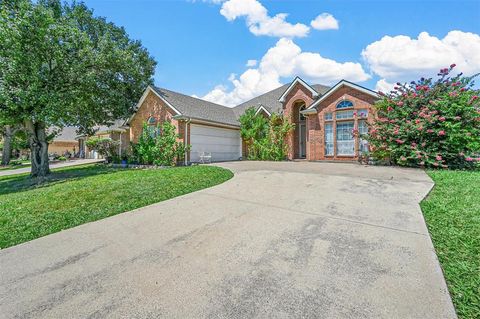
(0, 0, 156, 177)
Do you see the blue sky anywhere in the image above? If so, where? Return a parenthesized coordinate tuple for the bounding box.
(82, 0, 480, 106)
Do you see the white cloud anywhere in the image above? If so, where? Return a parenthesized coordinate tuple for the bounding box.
(201, 38, 370, 106)
(310, 13, 339, 30)
(246, 59, 257, 67)
(374, 79, 395, 93)
(219, 0, 310, 38)
(362, 30, 480, 89)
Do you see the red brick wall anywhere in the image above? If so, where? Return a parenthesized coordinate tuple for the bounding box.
(282, 83, 316, 159)
(129, 91, 181, 143)
(305, 86, 376, 161)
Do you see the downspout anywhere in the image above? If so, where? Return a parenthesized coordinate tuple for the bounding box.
(184, 118, 191, 166)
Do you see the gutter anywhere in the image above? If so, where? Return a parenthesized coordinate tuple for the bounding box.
(172, 115, 240, 129)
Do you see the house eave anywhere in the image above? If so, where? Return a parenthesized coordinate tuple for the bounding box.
(278, 76, 319, 103)
(173, 115, 240, 129)
(307, 80, 379, 110)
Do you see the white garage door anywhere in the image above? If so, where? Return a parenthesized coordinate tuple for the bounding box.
(190, 124, 241, 162)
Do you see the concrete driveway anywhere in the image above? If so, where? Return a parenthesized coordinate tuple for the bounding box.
(0, 161, 456, 318)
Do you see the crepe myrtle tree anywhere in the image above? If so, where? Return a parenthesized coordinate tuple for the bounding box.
(367, 65, 480, 169)
(0, 0, 156, 178)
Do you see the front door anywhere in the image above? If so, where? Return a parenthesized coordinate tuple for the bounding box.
(299, 123, 306, 158)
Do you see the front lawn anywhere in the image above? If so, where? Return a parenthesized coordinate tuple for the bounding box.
(0, 164, 233, 248)
(421, 170, 480, 318)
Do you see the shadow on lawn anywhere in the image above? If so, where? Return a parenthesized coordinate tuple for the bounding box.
(0, 164, 121, 196)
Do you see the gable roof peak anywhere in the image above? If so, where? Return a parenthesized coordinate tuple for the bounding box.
(305, 79, 379, 111)
(278, 76, 319, 103)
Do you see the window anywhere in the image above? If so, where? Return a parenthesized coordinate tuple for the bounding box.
(144, 126, 160, 138)
(358, 120, 369, 153)
(336, 100, 354, 109)
(357, 109, 368, 118)
(299, 105, 306, 121)
(147, 116, 156, 125)
(325, 123, 334, 156)
(336, 122, 355, 155)
(336, 110, 354, 120)
(324, 112, 333, 121)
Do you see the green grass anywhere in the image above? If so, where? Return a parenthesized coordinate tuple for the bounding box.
(0, 164, 233, 248)
(421, 170, 480, 318)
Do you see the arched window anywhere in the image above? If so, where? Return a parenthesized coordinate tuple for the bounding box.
(147, 116, 156, 125)
(336, 100, 354, 109)
(145, 116, 161, 137)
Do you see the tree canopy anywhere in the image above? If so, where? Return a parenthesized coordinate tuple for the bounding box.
(0, 0, 156, 176)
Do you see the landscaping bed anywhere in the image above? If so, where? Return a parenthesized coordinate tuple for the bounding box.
(0, 164, 233, 248)
(421, 170, 480, 318)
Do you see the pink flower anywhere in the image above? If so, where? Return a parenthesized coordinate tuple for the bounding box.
(417, 126, 423, 131)
(417, 154, 423, 159)
(466, 157, 473, 162)
(438, 130, 446, 136)
(419, 161, 425, 166)
(353, 112, 357, 116)
(400, 156, 407, 161)
(439, 116, 446, 122)
(450, 63, 456, 68)
(433, 162, 439, 167)
(395, 139, 405, 144)
(415, 119, 421, 124)
(421, 142, 426, 147)
(436, 155, 442, 161)
(454, 116, 461, 120)
(427, 129, 434, 133)
(397, 101, 404, 106)
(387, 106, 394, 112)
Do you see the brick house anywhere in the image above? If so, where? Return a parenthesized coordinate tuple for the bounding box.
(53, 76, 378, 162)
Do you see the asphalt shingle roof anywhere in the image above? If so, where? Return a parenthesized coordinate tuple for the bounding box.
(148, 83, 331, 127)
(151, 86, 239, 126)
(232, 84, 330, 119)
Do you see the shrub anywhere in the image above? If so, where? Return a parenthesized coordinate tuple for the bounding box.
(85, 137, 119, 163)
(367, 65, 480, 169)
(132, 122, 189, 166)
(57, 156, 67, 161)
(239, 107, 294, 161)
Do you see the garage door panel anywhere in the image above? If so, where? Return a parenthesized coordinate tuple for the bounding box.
(190, 135, 241, 147)
(190, 124, 241, 162)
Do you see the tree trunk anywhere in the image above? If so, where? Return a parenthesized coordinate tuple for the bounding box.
(25, 120, 50, 178)
(1, 126, 13, 166)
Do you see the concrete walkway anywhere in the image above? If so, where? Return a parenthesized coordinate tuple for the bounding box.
(0, 161, 456, 318)
(0, 159, 104, 177)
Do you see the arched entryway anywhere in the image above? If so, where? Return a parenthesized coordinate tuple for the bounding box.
(292, 100, 307, 159)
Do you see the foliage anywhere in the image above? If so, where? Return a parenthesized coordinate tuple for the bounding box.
(421, 170, 480, 318)
(239, 107, 269, 159)
(367, 65, 480, 169)
(57, 156, 67, 161)
(0, 0, 156, 177)
(132, 122, 189, 166)
(0, 164, 233, 248)
(239, 107, 294, 161)
(85, 137, 119, 162)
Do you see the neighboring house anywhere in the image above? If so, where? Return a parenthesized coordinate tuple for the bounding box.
(51, 76, 379, 162)
(49, 126, 78, 155)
